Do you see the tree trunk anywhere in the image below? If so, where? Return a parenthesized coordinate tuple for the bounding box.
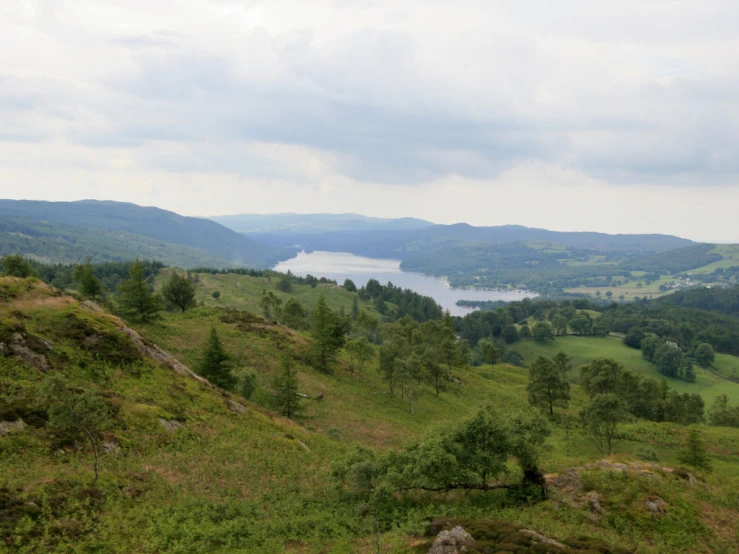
(83, 429, 99, 487)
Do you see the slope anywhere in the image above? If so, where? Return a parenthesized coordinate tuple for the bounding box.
(0, 200, 291, 268)
(248, 223, 694, 258)
(0, 216, 231, 268)
(3, 278, 739, 553)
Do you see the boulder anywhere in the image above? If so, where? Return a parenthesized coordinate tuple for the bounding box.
(428, 526, 474, 554)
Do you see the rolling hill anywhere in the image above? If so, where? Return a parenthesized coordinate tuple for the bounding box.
(0, 200, 291, 268)
(210, 212, 433, 234)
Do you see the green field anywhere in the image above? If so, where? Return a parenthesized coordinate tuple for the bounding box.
(691, 244, 739, 273)
(510, 335, 739, 405)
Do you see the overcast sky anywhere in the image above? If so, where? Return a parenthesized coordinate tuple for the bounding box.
(1, 1, 739, 241)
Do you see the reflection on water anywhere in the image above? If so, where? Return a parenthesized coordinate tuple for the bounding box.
(274, 251, 536, 317)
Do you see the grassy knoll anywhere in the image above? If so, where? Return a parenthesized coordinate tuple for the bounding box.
(510, 335, 739, 405)
(3, 278, 739, 552)
(155, 269, 384, 319)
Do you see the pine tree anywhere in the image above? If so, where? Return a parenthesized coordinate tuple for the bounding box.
(272, 356, 302, 418)
(161, 271, 197, 312)
(527, 355, 571, 415)
(117, 259, 161, 322)
(311, 294, 346, 372)
(196, 328, 236, 390)
(73, 257, 103, 299)
(677, 428, 712, 472)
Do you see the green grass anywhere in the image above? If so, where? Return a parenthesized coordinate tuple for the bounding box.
(4, 278, 739, 553)
(510, 335, 739, 405)
(691, 244, 739, 274)
(155, 269, 384, 319)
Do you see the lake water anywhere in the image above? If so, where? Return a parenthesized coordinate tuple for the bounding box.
(273, 250, 537, 316)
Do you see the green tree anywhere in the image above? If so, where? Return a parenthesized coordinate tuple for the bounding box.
(356, 310, 380, 343)
(478, 338, 500, 365)
(456, 339, 471, 373)
(196, 328, 236, 390)
(502, 324, 520, 344)
(552, 350, 572, 377)
(1, 254, 37, 278)
(117, 259, 161, 322)
(551, 314, 568, 336)
(161, 271, 197, 312)
(581, 393, 629, 455)
(41, 376, 111, 486)
(345, 337, 376, 373)
(311, 294, 347, 373)
(677, 428, 712, 472)
(532, 321, 554, 342)
(420, 319, 454, 396)
(694, 343, 716, 367)
(73, 257, 103, 299)
(212, 291, 221, 301)
(281, 298, 307, 330)
(527, 356, 570, 415)
(351, 296, 359, 321)
(276, 277, 293, 292)
(260, 291, 283, 320)
(519, 324, 532, 339)
(237, 371, 258, 401)
(343, 279, 357, 292)
(272, 355, 302, 419)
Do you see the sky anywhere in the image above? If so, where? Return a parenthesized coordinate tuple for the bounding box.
(1, 0, 739, 242)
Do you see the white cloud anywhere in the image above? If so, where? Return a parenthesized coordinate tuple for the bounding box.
(1, 0, 739, 240)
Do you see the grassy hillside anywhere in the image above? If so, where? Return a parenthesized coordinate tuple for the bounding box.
(3, 278, 739, 552)
(0, 200, 291, 268)
(0, 217, 231, 268)
(510, 336, 739, 404)
(155, 269, 385, 319)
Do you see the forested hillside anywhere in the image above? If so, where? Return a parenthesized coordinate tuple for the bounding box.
(0, 200, 291, 268)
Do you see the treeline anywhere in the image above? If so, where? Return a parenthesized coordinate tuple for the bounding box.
(358, 278, 443, 322)
(620, 243, 721, 273)
(3, 256, 165, 293)
(660, 284, 739, 318)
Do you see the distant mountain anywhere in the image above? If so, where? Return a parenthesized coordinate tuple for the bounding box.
(246, 223, 695, 259)
(210, 212, 434, 234)
(0, 200, 291, 268)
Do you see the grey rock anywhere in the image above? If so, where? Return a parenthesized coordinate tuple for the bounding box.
(158, 418, 185, 432)
(0, 419, 26, 435)
(645, 497, 667, 515)
(227, 400, 249, 414)
(428, 526, 474, 554)
(520, 529, 566, 549)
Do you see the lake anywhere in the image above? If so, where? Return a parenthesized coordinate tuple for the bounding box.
(273, 250, 537, 316)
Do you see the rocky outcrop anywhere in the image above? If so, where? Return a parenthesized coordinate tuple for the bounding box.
(116, 324, 210, 386)
(0, 332, 52, 372)
(428, 526, 475, 554)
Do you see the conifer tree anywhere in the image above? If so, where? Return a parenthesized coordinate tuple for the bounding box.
(73, 257, 103, 299)
(311, 294, 347, 372)
(677, 427, 712, 472)
(196, 328, 236, 390)
(272, 355, 302, 418)
(118, 259, 161, 322)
